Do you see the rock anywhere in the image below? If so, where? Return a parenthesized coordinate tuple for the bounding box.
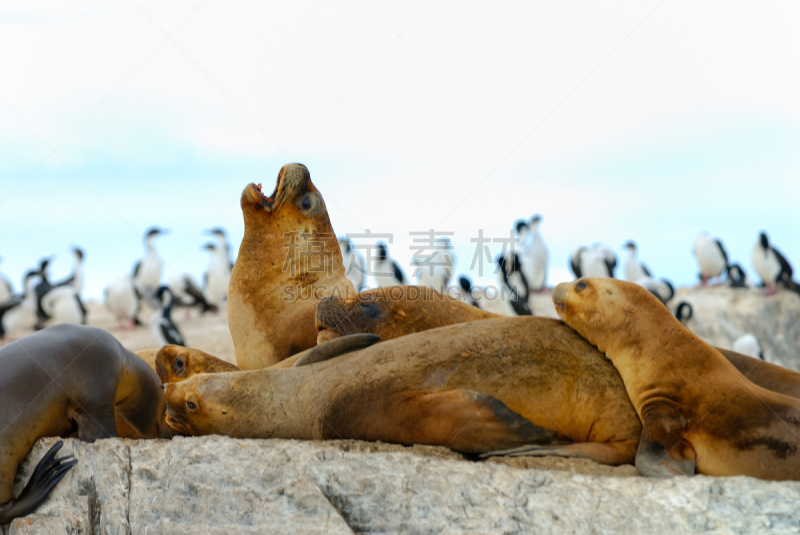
(6, 436, 800, 534)
(671, 286, 800, 370)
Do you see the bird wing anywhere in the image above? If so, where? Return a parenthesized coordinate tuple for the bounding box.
(714, 239, 729, 267)
(772, 247, 794, 280)
(392, 261, 406, 284)
(161, 321, 185, 346)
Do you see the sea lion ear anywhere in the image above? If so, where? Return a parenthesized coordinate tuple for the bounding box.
(294, 334, 381, 367)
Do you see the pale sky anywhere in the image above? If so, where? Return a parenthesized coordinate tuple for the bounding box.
(1, 1, 799, 299)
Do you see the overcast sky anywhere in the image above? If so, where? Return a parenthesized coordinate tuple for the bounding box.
(1, 1, 799, 299)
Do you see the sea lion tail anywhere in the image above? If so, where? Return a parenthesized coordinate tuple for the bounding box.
(0, 440, 78, 524)
(294, 333, 381, 367)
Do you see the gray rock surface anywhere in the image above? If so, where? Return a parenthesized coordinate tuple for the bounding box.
(6, 436, 800, 534)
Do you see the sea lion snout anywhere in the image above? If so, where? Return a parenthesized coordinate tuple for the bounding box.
(552, 284, 568, 313)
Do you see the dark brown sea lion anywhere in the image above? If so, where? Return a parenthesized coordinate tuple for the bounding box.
(0, 324, 168, 524)
(227, 163, 355, 370)
(164, 317, 643, 464)
(554, 278, 800, 480)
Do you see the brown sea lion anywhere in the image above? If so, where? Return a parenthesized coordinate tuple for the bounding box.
(553, 278, 800, 480)
(0, 324, 168, 524)
(316, 290, 800, 398)
(314, 286, 499, 344)
(228, 163, 355, 370)
(155, 344, 242, 383)
(164, 317, 643, 464)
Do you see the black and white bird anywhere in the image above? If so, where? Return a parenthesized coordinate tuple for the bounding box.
(496, 253, 533, 316)
(41, 285, 86, 326)
(674, 301, 693, 325)
(693, 233, 728, 285)
(518, 216, 548, 293)
(0, 257, 12, 303)
(373, 242, 406, 287)
(339, 237, 366, 292)
(33, 257, 53, 329)
(623, 241, 652, 282)
(104, 275, 141, 330)
(412, 237, 455, 294)
(37, 247, 87, 328)
(202, 243, 231, 307)
(151, 286, 185, 347)
(751, 231, 800, 295)
(454, 275, 480, 308)
(0, 270, 42, 342)
(134, 227, 168, 307)
(727, 263, 748, 289)
(168, 273, 217, 316)
(732, 333, 764, 360)
(206, 227, 234, 270)
(569, 244, 616, 279)
(634, 276, 675, 305)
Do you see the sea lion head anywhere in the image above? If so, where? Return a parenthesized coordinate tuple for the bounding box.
(553, 278, 667, 352)
(315, 293, 387, 344)
(156, 345, 240, 383)
(240, 163, 330, 228)
(315, 286, 455, 344)
(164, 374, 235, 436)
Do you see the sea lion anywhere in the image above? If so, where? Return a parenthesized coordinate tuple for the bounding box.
(314, 286, 499, 344)
(317, 290, 800, 399)
(164, 317, 643, 464)
(156, 344, 242, 383)
(0, 324, 168, 523)
(228, 163, 355, 369)
(553, 278, 800, 480)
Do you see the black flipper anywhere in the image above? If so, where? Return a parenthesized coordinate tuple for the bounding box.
(294, 333, 381, 367)
(635, 417, 696, 477)
(0, 441, 78, 524)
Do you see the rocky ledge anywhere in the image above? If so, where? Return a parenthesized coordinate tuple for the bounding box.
(6, 286, 800, 534)
(5, 436, 800, 534)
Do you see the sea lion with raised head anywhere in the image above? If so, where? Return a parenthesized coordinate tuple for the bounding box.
(0, 324, 168, 523)
(228, 163, 355, 369)
(164, 317, 643, 464)
(553, 278, 800, 480)
(314, 286, 499, 344)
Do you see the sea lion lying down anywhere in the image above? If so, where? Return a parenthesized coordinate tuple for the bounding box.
(554, 278, 800, 480)
(164, 317, 644, 464)
(0, 325, 168, 524)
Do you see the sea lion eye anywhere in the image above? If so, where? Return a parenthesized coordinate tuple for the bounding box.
(186, 401, 197, 411)
(575, 281, 587, 292)
(301, 194, 311, 210)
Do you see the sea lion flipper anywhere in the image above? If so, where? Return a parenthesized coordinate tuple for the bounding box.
(635, 421, 696, 477)
(0, 441, 78, 524)
(479, 441, 636, 466)
(336, 390, 558, 454)
(294, 334, 381, 367)
(76, 409, 117, 441)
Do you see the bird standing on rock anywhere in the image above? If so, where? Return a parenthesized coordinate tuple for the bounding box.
(134, 227, 168, 307)
(151, 286, 185, 346)
(693, 233, 728, 286)
(751, 231, 800, 296)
